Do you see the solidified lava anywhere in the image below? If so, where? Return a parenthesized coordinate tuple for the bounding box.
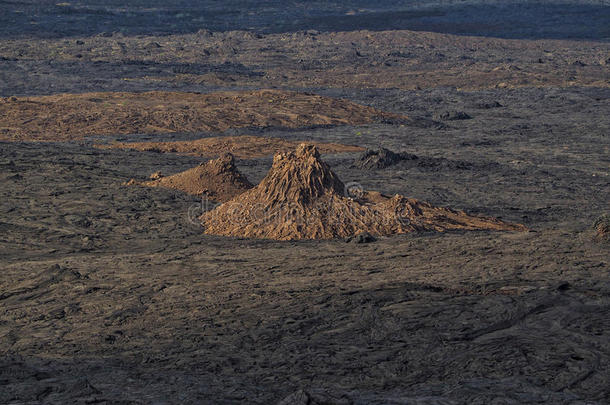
(593, 214, 609, 241)
(101, 135, 364, 159)
(0, 89, 409, 141)
(355, 147, 412, 169)
(355, 147, 480, 171)
(129, 153, 252, 202)
(200, 144, 527, 240)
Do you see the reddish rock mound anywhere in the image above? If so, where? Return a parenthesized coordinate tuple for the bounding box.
(200, 144, 526, 240)
(0, 90, 408, 141)
(100, 135, 363, 159)
(134, 153, 252, 202)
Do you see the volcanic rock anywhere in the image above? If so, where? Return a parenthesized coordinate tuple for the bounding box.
(102, 135, 363, 159)
(278, 389, 352, 405)
(0, 90, 409, 141)
(593, 214, 609, 241)
(475, 101, 503, 109)
(345, 232, 377, 244)
(354, 147, 478, 171)
(201, 144, 526, 240)
(435, 110, 472, 121)
(140, 153, 252, 202)
(355, 147, 417, 169)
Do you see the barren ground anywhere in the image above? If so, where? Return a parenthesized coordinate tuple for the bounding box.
(97, 135, 364, 160)
(0, 90, 404, 141)
(0, 1, 609, 404)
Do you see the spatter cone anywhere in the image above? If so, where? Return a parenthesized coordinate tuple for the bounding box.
(139, 153, 252, 202)
(200, 144, 527, 240)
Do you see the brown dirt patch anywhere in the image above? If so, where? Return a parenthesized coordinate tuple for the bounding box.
(127, 153, 252, 202)
(200, 144, 527, 240)
(99, 135, 364, 159)
(0, 89, 407, 141)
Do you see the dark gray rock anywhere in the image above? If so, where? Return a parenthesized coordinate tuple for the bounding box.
(436, 110, 473, 120)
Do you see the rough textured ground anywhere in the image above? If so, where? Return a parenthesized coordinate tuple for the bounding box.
(1, 85, 608, 404)
(1, 0, 609, 40)
(201, 144, 525, 240)
(1, 29, 609, 98)
(132, 153, 253, 202)
(0, 90, 404, 141)
(99, 135, 364, 159)
(0, 2, 609, 404)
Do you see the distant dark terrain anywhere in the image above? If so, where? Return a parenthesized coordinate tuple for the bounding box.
(1, 0, 609, 39)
